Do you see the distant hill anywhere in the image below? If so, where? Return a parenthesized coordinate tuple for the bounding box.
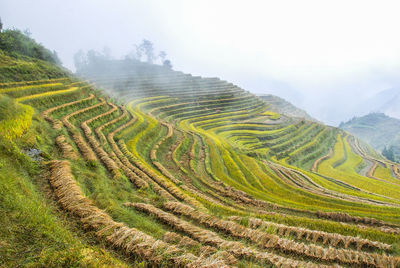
(354, 88, 400, 120)
(258, 94, 315, 121)
(339, 112, 400, 162)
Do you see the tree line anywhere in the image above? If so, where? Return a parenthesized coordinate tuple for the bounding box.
(74, 39, 172, 73)
(0, 17, 61, 65)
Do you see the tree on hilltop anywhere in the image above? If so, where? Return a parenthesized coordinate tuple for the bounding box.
(158, 51, 166, 62)
(163, 59, 172, 69)
(134, 39, 155, 63)
(125, 40, 173, 68)
(159, 50, 172, 69)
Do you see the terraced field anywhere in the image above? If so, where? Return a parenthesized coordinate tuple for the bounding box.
(1, 60, 400, 267)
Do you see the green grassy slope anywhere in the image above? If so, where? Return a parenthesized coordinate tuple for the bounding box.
(0, 50, 69, 82)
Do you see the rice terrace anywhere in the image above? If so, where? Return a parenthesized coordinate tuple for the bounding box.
(1, 1, 400, 267)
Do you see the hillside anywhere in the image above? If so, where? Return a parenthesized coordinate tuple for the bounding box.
(258, 94, 315, 121)
(340, 112, 400, 162)
(0, 29, 68, 82)
(1, 33, 400, 267)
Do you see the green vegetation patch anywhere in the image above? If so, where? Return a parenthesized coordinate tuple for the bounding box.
(0, 94, 33, 140)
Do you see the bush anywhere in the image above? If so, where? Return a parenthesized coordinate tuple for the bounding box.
(0, 29, 61, 64)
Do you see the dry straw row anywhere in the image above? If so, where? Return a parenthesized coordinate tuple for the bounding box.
(47, 160, 228, 268)
(82, 122, 121, 179)
(62, 98, 106, 129)
(84, 102, 172, 189)
(70, 132, 97, 162)
(230, 216, 390, 251)
(128, 202, 336, 268)
(163, 231, 200, 248)
(162, 232, 238, 266)
(316, 211, 398, 228)
(356, 225, 400, 236)
(80, 102, 122, 179)
(84, 101, 119, 132)
(152, 160, 181, 184)
(55, 135, 79, 159)
(98, 108, 149, 188)
(164, 202, 400, 267)
(94, 106, 129, 144)
(60, 99, 108, 162)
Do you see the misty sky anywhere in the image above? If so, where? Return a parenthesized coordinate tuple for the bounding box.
(2, 0, 400, 125)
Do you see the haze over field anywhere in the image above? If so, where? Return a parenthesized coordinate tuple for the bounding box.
(2, 0, 400, 124)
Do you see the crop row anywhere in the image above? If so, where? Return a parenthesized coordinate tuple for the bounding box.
(47, 160, 225, 267)
(0, 82, 63, 94)
(0, 77, 69, 88)
(143, 90, 246, 111)
(158, 130, 237, 207)
(258, 121, 310, 147)
(317, 135, 400, 203)
(316, 211, 400, 228)
(55, 135, 78, 159)
(236, 217, 391, 251)
(81, 103, 122, 179)
(42, 93, 95, 129)
(272, 124, 324, 156)
(118, 138, 201, 207)
(288, 128, 337, 166)
(163, 202, 400, 267)
(16, 86, 79, 102)
(119, 86, 243, 103)
(60, 98, 107, 162)
(155, 94, 252, 116)
(177, 98, 266, 125)
(164, 98, 264, 123)
(128, 202, 330, 268)
(148, 125, 234, 207)
(22, 87, 90, 111)
(311, 149, 332, 172)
